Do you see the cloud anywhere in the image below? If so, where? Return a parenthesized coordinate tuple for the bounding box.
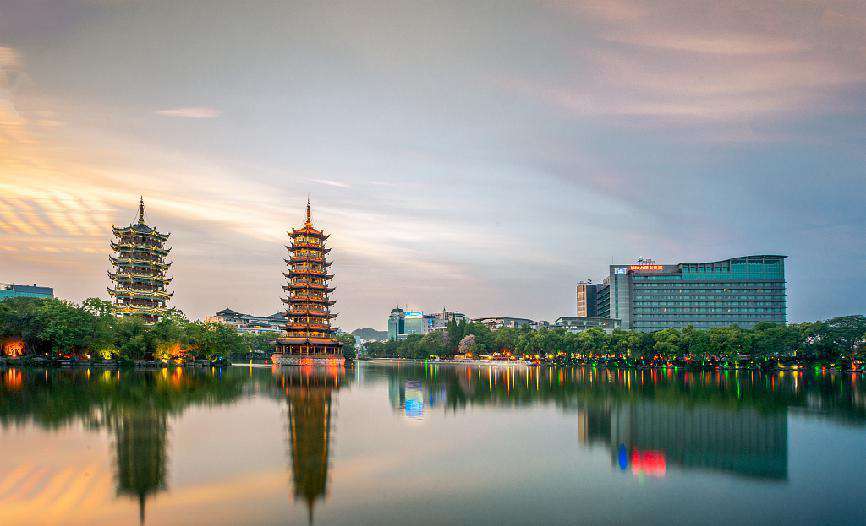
(518, 1, 866, 129)
(155, 106, 221, 118)
(311, 179, 350, 188)
(607, 33, 804, 56)
(0, 47, 18, 67)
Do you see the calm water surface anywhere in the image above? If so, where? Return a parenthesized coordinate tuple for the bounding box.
(1, 363, 864, 526)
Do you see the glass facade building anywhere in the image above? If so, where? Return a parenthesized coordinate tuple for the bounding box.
(596, 255, 786, 332)
(0, 283, 54, 300)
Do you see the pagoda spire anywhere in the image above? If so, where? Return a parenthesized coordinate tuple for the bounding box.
(138, 196, 146, 224)
(305, 196, 312, 227)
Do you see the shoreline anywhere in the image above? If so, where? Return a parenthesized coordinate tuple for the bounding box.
(363, 357, 863, 373)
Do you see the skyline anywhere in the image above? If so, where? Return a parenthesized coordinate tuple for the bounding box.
(2, 1, 866, 330)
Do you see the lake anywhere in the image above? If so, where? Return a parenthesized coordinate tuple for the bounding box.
(0, 363, 864, 526)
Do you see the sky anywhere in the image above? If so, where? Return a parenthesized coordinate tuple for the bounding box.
(1, 0, 865, 330)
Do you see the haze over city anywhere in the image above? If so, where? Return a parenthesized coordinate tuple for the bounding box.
(2, 0, 865, 329)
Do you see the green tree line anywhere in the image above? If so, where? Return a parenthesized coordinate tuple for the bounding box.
(363, 316, 866, 365)
(0, 297, 245, 362)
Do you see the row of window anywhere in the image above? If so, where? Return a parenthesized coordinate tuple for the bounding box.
(634, 297, 785, 303)
(634, 275, 783, 281)
(633, 312, 785, 318)
(633, 320, 777, 329)
(635, 290, 785, 300)
(633, 282, 784, 288)
(634, 302, 782, 308)
(635, 307, 784, 314)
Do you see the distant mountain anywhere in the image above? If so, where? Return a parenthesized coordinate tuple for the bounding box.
(351, 327, 388, 341)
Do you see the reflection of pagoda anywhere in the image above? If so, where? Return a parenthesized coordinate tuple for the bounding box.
(112, 404, 168, 525)
(578, 401, 788, 480)
(276, 367, 345, 522)
(274, 199, 343, 366)
(108, 197, 173, 323)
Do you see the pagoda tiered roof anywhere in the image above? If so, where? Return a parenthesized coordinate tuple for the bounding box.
(286, 309, 336, 318)
(284, 270, 334, 280)
(110, 241, 171, 255)
(282, 296, 336, 306)
(108, 197, 173, 323)
(274, 198, 344, 359)
(108, 271, 173, 284)
(287, 257, 332, 266)
(109, 256, 171, 270)
(283, 283, 335, 293)
(290, 242, 331, 253)
(107, 288, 173, 300)
(111, 224, 170, 241)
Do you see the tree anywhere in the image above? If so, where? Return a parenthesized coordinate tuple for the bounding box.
(577, 328, 608, 357)
(457, 334, 476, 356)
(32, 299, 104, 358)
(465, 322, 494, 355)
(337, 333, 357, 360)
(187, 322, 243, 362)
(446, 319, 466, 353)
(652, 328, 682, 360)
(682, 325, 712, 362)
(113, 316, 153, 360)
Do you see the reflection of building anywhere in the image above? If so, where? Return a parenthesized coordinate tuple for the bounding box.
(593, 255, 787, 331)
(274, 200, 343, 365)
(0, 283, 53, 300)
(578, 401, 788, 480)
(388, 377, 448, 419)
(207, 308, 286, 334)
(277, 367, 345, 522)
(112, 405, 168, 525)
(108, 197, 173, 323)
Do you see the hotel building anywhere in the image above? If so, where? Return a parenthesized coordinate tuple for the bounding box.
(595, 255, 787, 332)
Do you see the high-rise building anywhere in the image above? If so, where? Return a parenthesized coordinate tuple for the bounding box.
(595, 255, 787, 332)
(576, 281, 599, 317)
(0, 283, 53, 300)
(387, 309, 430, 340)
(388, 308, 466, 340)
(107, 198, 173, 323)
(274, 199, 343, 365)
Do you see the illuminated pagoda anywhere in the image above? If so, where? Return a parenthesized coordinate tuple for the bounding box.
(273, 198, 344, 366)
(108, 197, 173, 323)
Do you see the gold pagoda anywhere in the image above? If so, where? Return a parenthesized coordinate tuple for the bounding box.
(108, 197, 173, 323)
(273, 199, 343, 366)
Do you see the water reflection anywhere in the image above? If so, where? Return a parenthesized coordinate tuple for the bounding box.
(0, 364, 864, 525)
(388, 378, 448, 420)
(371, 364, 864, 482)
(112, 403, 168, 523)
(0, 367, 246, 524)
(273, 366, 345, 523)
(578, 402, 788, 480)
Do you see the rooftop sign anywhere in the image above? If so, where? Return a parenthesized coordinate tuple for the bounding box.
(629, 265, 664, 272)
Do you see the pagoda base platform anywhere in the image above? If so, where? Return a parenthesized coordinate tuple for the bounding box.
(271, 354, 345, 366)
